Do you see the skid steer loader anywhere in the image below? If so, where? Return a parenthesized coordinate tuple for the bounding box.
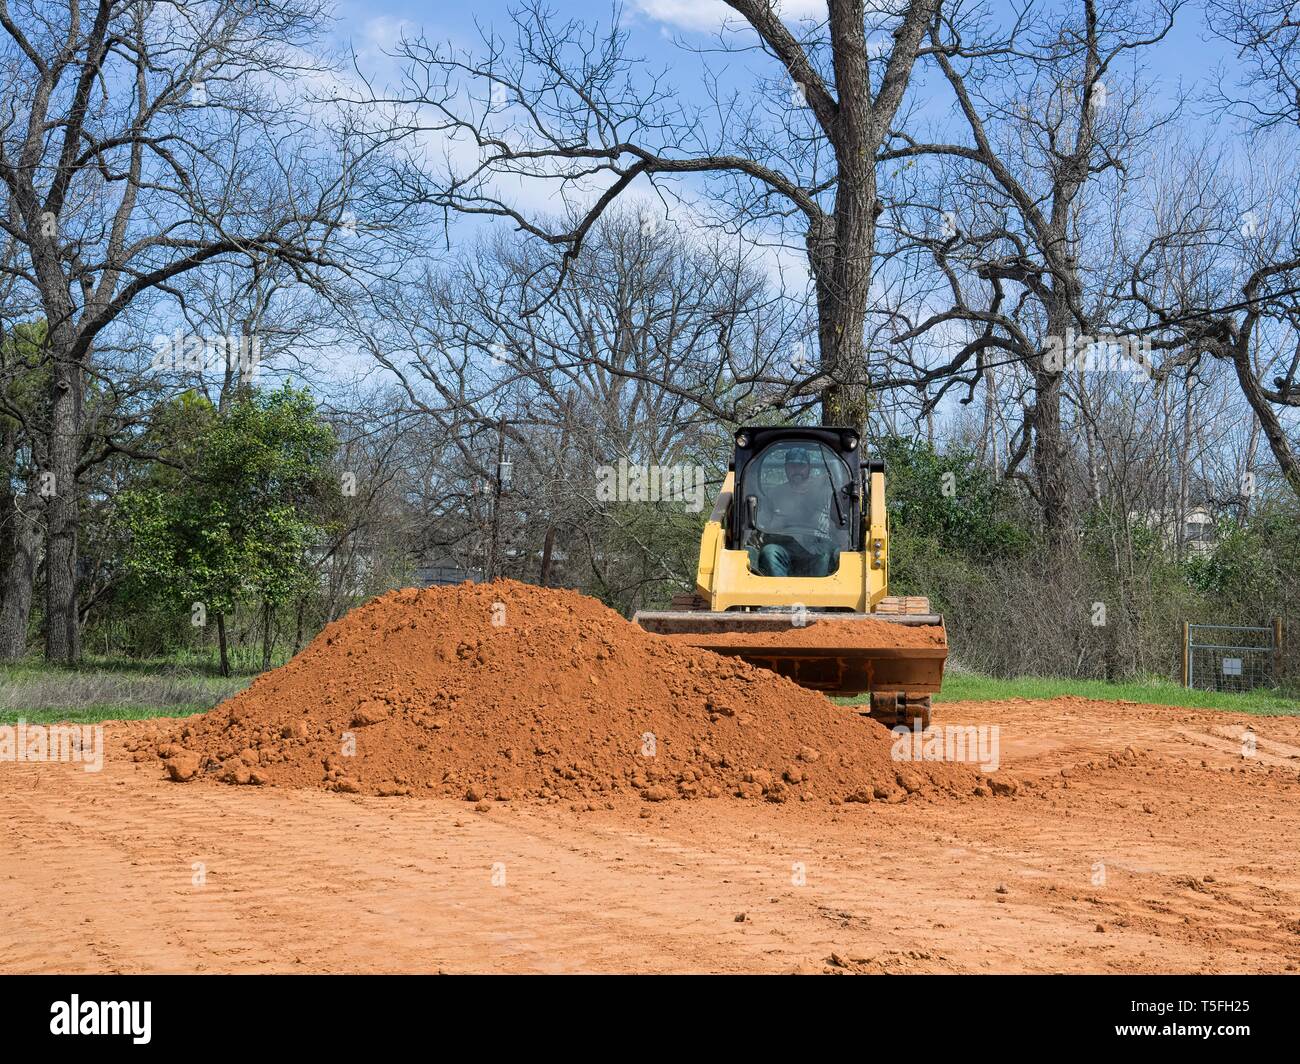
(632, 425, 946, 728)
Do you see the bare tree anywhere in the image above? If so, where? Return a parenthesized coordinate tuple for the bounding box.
(347, 210, 794, 607)
(0, 0, 358, 660)
(358, 0, 946, 434)
(881, 0, 1183, 542)
(1206, 0, 1300, 129)
(1128, 143, 1300, 496)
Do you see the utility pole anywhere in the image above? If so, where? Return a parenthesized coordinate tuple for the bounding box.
(487, 416, 510, 580)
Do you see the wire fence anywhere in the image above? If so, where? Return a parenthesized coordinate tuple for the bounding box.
(1182, 621, 1283, 693)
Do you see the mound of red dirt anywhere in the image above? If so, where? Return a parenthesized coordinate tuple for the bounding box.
(151, 580, 985, 804)
(666, 618, 946, 649)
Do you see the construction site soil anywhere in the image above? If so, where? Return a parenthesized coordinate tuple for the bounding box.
(139, 580, 978, 804)
(4, 581, 1299, 973)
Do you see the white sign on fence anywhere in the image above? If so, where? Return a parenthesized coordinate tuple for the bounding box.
(1222, 657, 1243, 677)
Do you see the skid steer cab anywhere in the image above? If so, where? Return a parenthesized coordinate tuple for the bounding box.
(632, 425, 947, 716)
(723, 425, 882, 610)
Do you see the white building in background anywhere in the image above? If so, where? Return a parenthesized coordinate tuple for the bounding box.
(1180, 508, 1216, 556)
(1129, 506, 1217, 557)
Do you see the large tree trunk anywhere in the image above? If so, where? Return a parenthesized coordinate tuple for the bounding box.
(1230, 338, 1300, 498)
(1176, 376, 1195, 558)
(216, 612, 231, 677)
(0, 498, 42, 661)
(44, 354, 82, 663)
(1034, 302, 1072, 547)
(811, 178, 878, 435)
(0, 426, 16, 582)
(812, 0, 875, 434)
(262, 599, 273, 671)
(1033, 364, 1069, 545)
(25, 136, 88, 665)
(538, 525, 557, 586)
(806, 0, 935, 437)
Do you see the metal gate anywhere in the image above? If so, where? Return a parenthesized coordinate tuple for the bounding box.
(1182, 621, 1283, 692)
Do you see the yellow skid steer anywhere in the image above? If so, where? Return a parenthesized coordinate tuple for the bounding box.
(633, 426, 946, 727)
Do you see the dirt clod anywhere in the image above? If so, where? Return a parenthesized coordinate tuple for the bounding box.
(165, 751, 201, 782)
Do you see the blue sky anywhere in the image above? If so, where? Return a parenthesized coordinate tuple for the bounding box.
(316, 2, 1257, 391)
(323, 0, 1242, 270)
(321, 0, 1247, 316)
(331, 0, 1230, 117)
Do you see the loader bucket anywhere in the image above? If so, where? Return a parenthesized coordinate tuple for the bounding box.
(632, 611, 947, 698)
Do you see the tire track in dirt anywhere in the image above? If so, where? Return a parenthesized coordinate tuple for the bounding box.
(3, 696, 1299, 973)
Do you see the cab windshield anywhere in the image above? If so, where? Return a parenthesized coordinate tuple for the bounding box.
(741, 440, 854, 558)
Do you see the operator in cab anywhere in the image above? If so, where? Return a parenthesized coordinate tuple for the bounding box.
(753, 446, 838, 577)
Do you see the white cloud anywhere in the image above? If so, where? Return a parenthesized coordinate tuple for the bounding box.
(357, 15, 413, 57)
(633, 0, 827, 33)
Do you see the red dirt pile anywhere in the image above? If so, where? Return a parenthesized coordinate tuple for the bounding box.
(666, 618, 946, 649)
(150, 580, 986, 804)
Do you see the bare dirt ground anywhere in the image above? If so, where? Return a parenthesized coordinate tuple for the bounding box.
(3, 695, 1299, 974)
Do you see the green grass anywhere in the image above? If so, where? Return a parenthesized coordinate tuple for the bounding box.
(908, 673, 1298, 715)
(0, 657, 251, 725)
(5, 657, 1298, 725)
(0, 702, 218, 725)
